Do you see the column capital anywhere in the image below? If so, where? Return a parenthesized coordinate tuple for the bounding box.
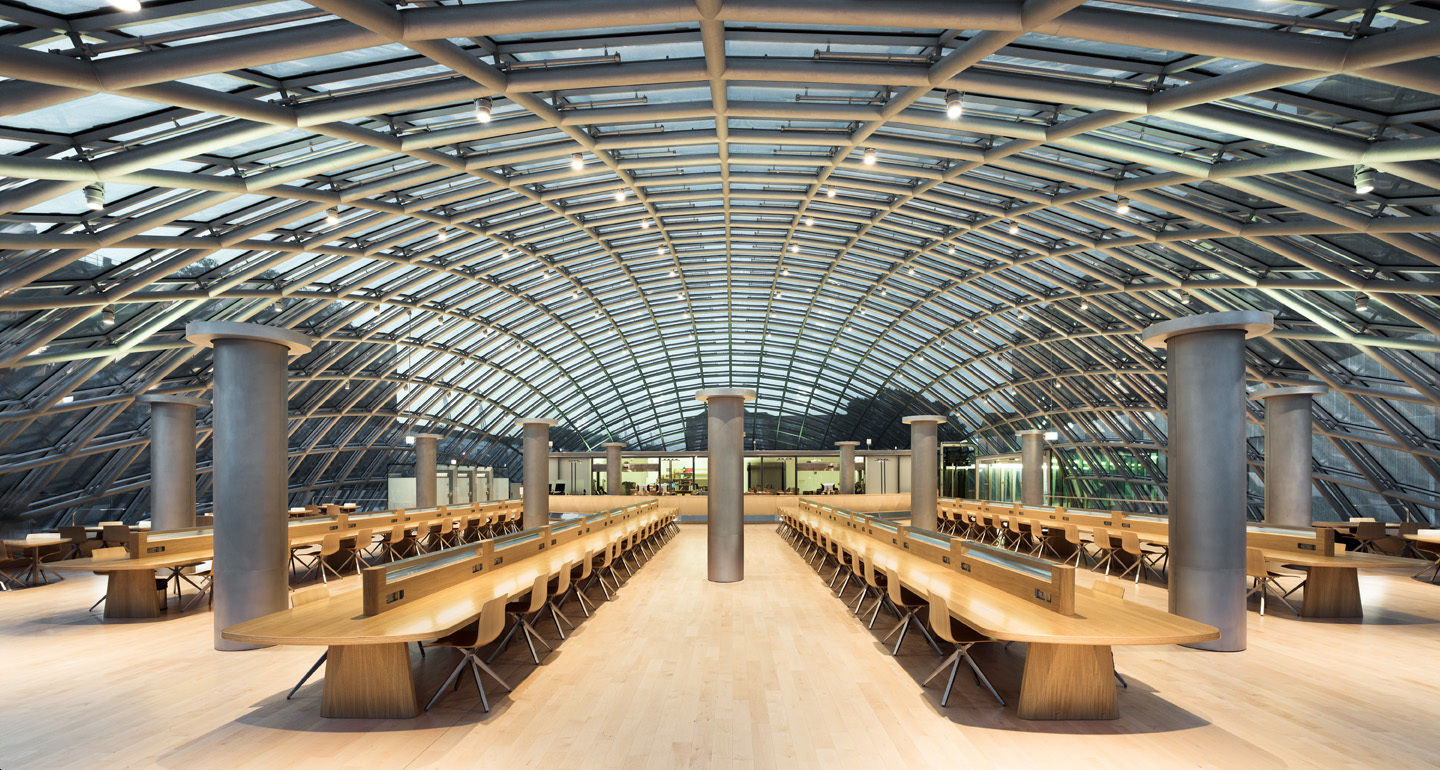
(514, 417, 558, 428)
(1249, 384, 1329, 400)
(696, 388, 756, 402)
(185, 321, 312, 355)
(901, 414, 946, 425)
(601, 441, 626, 449)
(834, 440, 861, 447)
(138, 393, 209, 408)
(1016, 428, 1046, 437)
(410, 432, 443, 441)
(1140, 310, 1272, 348)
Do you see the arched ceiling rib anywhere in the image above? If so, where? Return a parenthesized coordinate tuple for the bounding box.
(1, 0, 1439, 524)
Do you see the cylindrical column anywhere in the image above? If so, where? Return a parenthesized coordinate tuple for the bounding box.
(515, 418, 557, 529)
(412, 434, 440, 508)
(1251, 384, 1328, 527)
(137, 394, 208, 531)
(1143, 311, 1273, 652)
(1018, 429, 1047, 506)
(697, 388, 755, 583)
(603, 442, 625, 496)
(186, 322, 311, 651)
(835, 441, 860, 494)
(903, 416, 945, 530)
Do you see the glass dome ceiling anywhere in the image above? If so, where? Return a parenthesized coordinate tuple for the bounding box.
(1, 0, 1439, 526)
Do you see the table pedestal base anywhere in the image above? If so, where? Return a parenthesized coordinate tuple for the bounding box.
(1017, 643, 1118, 720)
(1299, 566, 1362, 618)
(104, 571, 161, 619)
(320, 643, 419, 718)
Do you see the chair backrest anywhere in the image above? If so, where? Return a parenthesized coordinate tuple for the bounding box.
(59, 526, 88, 543)
(1245, 546, 1268, 578)
(1354, 522, 1387, 539)
(1063, 523, 1081, 545)
(554, 560, 573, 593)
(1120, 531, 1142, 555)
(1093, 528, 1116, 551)
(291, 583, 331, 607)
(101, 524, 131, 543)
(577, 548, 595, 578)
(1093, 580, 1125, 600)
(927, 590, 957, 644)
(883, 564, 904, 604)
(98, 520, 125, 526)
(1397, 522, 1419, 536)
(476, 594, 509, 646)
(319, 532, 342, 556)
(862, 556, 882, 588)
(92, 546, 127, 560)
(524, 572, 548, 613)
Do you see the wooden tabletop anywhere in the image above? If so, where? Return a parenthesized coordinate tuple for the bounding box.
(223, 512, 661, 647)
(1404, 532, 1440, 545)
(1261, 549, 1415, 570)
(800, 511, 1216, 647)
(50, 551, 212, 572)
(2, 537, 67, 550)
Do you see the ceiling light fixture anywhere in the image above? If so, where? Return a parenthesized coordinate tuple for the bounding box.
(641, 219, 651, 229)
(83, 182, 106, 211)
(1115, 196, 1130, 215)
(570, 153, 584, 171)
(825, 187, 836, 199)
(805, 216, 814, 226)
(1080, 298, 1089, 311)
(789, 244, 798, 253)
(325, 208, 339, 225)
(862, 148, 877, 165)
(614, 189, 627, 202)
(473, 97, 493, 123)
(110, 0, 141, 11)
(1353, 165, 1376, 195)
(1008, 220, 1019, 235)
(1355, 292, 1370, 312)
(908, 266, 916, 276)
(945, 90, 963, 119)
(100, 305, 116, 327)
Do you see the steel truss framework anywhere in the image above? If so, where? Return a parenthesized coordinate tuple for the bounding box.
(1, 0, 1439, 526)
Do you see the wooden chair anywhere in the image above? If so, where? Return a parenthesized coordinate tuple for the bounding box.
(0, 545, 30, 591)
(292, 533, 360, 585)
(878, 564, 941, 656)
(1411, 530, 1440, 583)
(180, 560, 214, 611)
(100, 524, 131, 549)
(1120, 531, 1167, 584)
(556, 552, 597, 618)
(1246, 547, 1300, 615)
(285, 584, 332, 699)
(921, 589, 1003, 707)
(57, 526, 94, 560)
(1351, 521, 1388, 554)
(540, 561, 577, 640)
(1091, 528, 1122, 575)
(486, 573, 553, 666)
(424, 595, 512, 712)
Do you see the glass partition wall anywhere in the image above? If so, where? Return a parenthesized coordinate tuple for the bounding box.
(551, 451, 868, 494)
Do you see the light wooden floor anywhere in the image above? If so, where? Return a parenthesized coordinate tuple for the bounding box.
(2, 526, 1439, 769)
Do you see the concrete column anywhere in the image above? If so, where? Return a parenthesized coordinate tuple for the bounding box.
(186, 321, 311, 651)
(1251, 384, 1328, 527)
(603, 442, 625, 496)
(137, 394, 208, 531)
(1018, 429, 1047, 506)
(1143, 311, 1272, 652)
(697, 388, 755, 583)
(468, 469, 479, 504)
(515, 418, 557, 529)
(446, 464, 458, 504)
(835, 441, 860, 494)
(903, 416, 945, 530)
(411, 434, 440, 508)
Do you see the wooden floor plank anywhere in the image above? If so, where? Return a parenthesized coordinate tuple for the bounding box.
(1, 525, 1437, 768)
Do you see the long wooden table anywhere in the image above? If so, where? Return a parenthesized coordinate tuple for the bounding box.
(792, 503, 1217, 720)
(943, 499, 1417, 619)
(51, 502, 522, 618)
(2, 536, 69, 586)
(222, 504, 668, 718)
